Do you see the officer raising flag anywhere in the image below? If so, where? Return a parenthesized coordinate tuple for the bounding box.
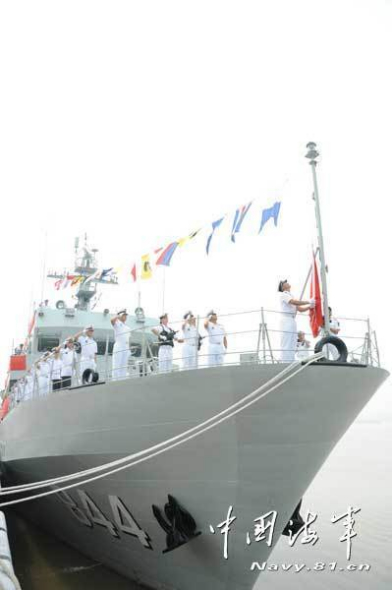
(278, 279, 314, 362)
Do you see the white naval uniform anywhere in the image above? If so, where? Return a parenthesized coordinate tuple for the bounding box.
(15, 381, 24, 403)
(205, 321, 226, 367)
(296, 340, 311, 360)
(330, 317, 340, 335)
(182, 324, 199, 369)
(61, 348, 76, 386)
(38, 360, 50, 396)
(24, 374, 34, 400)
(322, 317, 341, 360)
(10, 387, 18, 406)
(49, 357, 63, 380)
(279, 291, 298, 362)
(77, 335, 98, 380)
(112, 319, 130, 380)
(156, 325, 176, 373)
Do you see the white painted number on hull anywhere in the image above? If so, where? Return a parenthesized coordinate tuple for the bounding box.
(55, 489, 152, 549)
(57, 489, 93, 528)
(109, 495, 152, 549)
(78, 491, 119, 538)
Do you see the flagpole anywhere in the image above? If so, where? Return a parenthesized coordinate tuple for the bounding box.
(40, 230, 48, 304)
(305, 142, 330, 334)
(300, 246, 320, 300)
(161, 266, 166, 313)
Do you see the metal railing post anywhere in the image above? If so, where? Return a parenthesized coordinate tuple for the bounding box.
(366, 318, 373, 366)
(196, 315, 200, 369)
(256, 309, 262, 359)
(373, 330, 381, 367)
(141, 324, 146, 376)
(104, 334, 109, 381)
(261, 307, 267, 363)
(49, 358, 53, 394)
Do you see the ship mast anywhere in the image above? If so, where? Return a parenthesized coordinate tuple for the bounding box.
(305, 142, 330, 334)
(47, 234, 118, 311)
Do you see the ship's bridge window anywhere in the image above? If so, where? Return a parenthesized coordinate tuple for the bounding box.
(96, 340, 114, 356)
(37, 335, 60, 352)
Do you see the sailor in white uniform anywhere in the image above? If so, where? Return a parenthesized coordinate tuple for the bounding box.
(49, 348, 63, 391)
(320, 307, 341, 336)
(60, 339, 77, 388)
(321, 306, 341, 360)
(15, 379, 25, 403)
(278, 279, 314, 362)
(204, 311, 227, 367)
(296, 331, 311, 360)
(36, 352, 51, 396)
(152, 313, 180, 373)
(111, 310, 131, 380)
(181, 312, 199, 370)
(73, 326, 98, 383)
(24, 370, 34, 400)
(10, 384, 18, 407)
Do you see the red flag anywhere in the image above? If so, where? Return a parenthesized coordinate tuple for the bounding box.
(309, 253, 323, 337)
(0, 396, 10, 421)
(131, 264, 137, 282)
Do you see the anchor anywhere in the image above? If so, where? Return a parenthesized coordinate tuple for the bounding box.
(152, 494, 202, 553)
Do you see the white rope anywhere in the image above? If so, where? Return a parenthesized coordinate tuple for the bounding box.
(0, 354, 323, 508)
(1, 358, 304, 496)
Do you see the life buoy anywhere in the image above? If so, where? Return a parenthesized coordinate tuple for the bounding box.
(82, 369, 99, 384)
(314, 335, 348, 363)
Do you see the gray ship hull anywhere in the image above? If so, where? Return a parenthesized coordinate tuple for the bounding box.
(0, 363, 388, 590)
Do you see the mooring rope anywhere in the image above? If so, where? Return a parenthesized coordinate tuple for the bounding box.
(0, 353, 323, 508)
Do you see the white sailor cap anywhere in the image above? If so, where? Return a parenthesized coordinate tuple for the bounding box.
(183, 311, 194, 320)
(117, 309, 128, 316)
(85, 325, 94, 331)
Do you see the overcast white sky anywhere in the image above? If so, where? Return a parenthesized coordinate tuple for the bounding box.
(0, 0, 391, 384)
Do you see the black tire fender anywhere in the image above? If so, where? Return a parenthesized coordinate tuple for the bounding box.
(314, 336, 348, 363)
(82, 369, 99, 384)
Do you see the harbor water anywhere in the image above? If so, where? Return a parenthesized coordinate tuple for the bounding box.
(5, 381, 391, 590)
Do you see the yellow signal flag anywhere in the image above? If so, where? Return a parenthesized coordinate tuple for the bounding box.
(177, 229, 201, 247)
(141, 254, 152, 280)
(71, 275, 84, 287)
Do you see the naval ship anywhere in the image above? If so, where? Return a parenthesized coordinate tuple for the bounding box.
(0, 144, 389, 590)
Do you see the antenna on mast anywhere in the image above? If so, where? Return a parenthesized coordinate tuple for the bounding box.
(47, 235, 118, 311)
(305, 142, 330, 334)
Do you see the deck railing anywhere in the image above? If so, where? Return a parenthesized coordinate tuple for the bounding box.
(6, 308, 381, 410)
